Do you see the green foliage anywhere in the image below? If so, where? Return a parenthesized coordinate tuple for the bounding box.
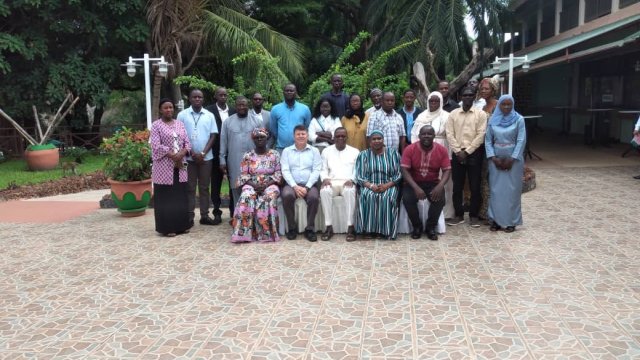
(100, 90, 147, 126)
(101, 128, 151, 182)
(62, 146, 90, 163)
(0, 0, 148, 120)
(0, 154, 107, 190)
(304, 32, 416, 107)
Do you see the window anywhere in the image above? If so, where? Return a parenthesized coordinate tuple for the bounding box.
(560, 0, 579, 32)
(585, 0, 612, 22)
(540, 2, 556, 40)
(620, 0, 640, 8)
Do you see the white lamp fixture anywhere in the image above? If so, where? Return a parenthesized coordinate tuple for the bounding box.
(491, 53, 531, 95)
(121, 54, 172, 129)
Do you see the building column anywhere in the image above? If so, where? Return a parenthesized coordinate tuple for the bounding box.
(612, 0, 620, 12)
(555, 0, 562, 35)
(578, 0, 585, 25)
(537, 2, 543, 43)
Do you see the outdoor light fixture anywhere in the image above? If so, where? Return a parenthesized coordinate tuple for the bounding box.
(122, 54, 172, 129)
(491, 53, 531, 95)
(158, 57, 169, 78)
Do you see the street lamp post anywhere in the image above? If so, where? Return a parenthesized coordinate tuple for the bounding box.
(122, 54, 170, 129)
(491, 53, 531, 95)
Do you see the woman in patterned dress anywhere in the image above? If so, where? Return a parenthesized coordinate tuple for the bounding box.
(150, 98, 192, 237)
(355, 130, 403, 239)
(231, 128, 283, 243)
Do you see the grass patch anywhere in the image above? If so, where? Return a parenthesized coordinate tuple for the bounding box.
(0, 154, 230, 195)
(0, 154, 107, 190)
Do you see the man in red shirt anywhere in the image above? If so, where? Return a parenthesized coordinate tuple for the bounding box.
(401, 125, 451, 240)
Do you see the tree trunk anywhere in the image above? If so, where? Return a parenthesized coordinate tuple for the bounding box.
(449, 48, 495, 95)
(151, 72, 163, 120)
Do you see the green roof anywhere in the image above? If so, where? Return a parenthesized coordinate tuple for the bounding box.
(485, 14, 640, 75)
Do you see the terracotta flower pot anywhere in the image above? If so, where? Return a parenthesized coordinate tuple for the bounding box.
(24, 148, 60, 171)
(107, 178, 153, 217)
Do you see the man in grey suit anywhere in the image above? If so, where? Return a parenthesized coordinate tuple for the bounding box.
(250, 92, 272, 147)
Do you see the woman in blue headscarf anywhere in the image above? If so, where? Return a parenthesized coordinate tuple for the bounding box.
(485, 95, 526, 232)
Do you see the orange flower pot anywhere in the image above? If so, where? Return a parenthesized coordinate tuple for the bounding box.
(24, 148, 60, 171)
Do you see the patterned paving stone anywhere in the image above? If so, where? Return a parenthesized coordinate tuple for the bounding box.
(2, 164, 640, 358)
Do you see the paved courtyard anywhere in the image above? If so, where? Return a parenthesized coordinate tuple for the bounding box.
(1, 145, 640, 358)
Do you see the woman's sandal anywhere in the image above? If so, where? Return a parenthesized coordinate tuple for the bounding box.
(504, 226, 515, 233)
(165, 233, 177, 237)
(346, 233, 356, 242)
(490, 223, 502, 232)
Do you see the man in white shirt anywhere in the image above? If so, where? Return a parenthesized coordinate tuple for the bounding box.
(319, 127, 360, 241)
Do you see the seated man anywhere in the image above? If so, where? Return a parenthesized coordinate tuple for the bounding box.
(319, 127, 360, 241)
(401, 125, 451, 240)
(280, 125, 322, 241)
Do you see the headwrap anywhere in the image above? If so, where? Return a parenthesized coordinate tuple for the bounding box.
(411, 91, 449, 143)
(251, 127, 269, 138)
(370, 129, 384, 138)
(488, 95, 522, 127)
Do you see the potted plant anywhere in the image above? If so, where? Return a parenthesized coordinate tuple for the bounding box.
(101, 127, 153, 217)
(0, 92, 79, 170)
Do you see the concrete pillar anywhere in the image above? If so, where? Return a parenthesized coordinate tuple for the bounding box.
(612, 0, 620, 12)
(555, 0, 562, 35)
(537, 2, 543, 42)
(579, 0, 585, 25)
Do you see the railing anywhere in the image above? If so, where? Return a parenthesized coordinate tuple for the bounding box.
(0, 124, 147, 157)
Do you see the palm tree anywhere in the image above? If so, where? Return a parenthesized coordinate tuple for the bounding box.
(146, 0, 305, 117)
(365, 0, 508, 76)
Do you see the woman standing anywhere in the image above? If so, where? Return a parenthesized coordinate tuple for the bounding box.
(150, 99, 192, 237)
(411, 91, 454, 219)
(485, 95, 526, 232)
(355, 130, 402, 239)
(309, 99, 342, 153)
(231, 128, 283, 243)
(341, 94, 369, 151)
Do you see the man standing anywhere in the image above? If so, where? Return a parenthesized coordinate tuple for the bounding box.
(270, 84, 311, 152)
(177, 89, 218, 226)
(250, 92, 272, 148)
(366, 92, 407, 152)
(445, 87, 487, 227)
(397, 89, 423, 144)
(365, 88, 383, 114)
(219, 96, 263, 217)
(319, 127, 359, 241)
(206, 87, 236, 224)
(320, 74, 349, 118)
(401, 125, 451, 240)
(438, 81, 460, 113)
(280, 125, 322, 242)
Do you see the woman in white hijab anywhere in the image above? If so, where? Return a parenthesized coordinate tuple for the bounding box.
(411, 91, 454, 219)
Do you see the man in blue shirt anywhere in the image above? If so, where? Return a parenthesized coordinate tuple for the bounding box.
(270, 84, 311, 152)
(280, 125, 322, 241)
(177, 89, 218, 226)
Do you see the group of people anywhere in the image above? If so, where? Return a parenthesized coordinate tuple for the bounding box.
(149, 73, 527, 243)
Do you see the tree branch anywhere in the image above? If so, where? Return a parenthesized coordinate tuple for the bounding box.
(32, 105, 44, 142)
(0, 108, 38, 146)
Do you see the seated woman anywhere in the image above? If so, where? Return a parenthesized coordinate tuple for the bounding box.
(355, 130, 402, 239)
(150, 98, 192, 237)
(485, 95, 526, 233)
(309, 99, 342, 153)
(231, 128, 283, 243)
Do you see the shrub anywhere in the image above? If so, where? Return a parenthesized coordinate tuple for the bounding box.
(100, 127, 151, 182)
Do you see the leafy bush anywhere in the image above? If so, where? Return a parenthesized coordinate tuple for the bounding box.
(100, 127, 151, 182)
(26, 143, 57, 151)
(62, 146, 89, 163)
